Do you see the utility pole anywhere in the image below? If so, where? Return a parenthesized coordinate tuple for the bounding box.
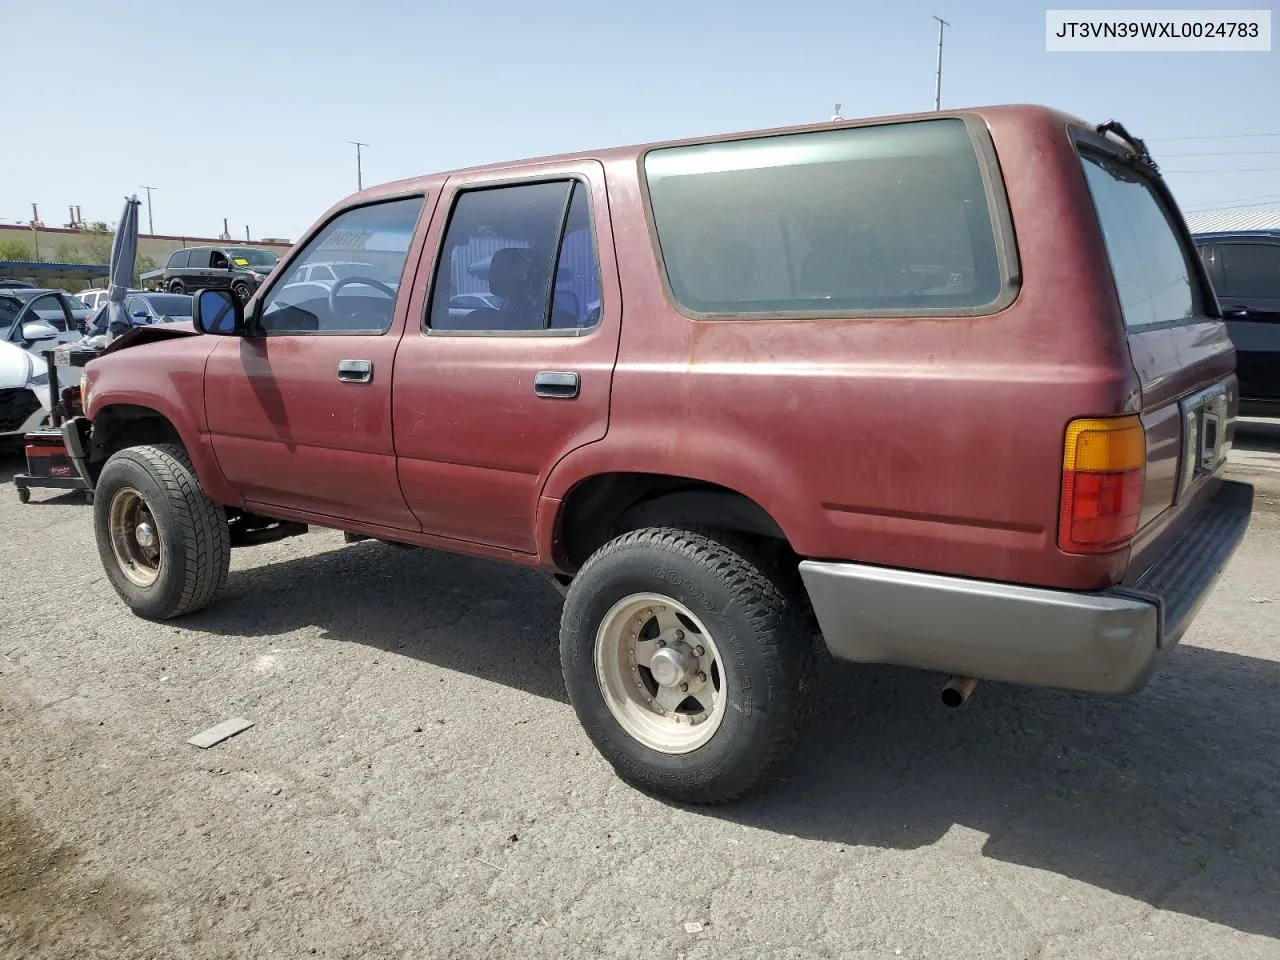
(348, 141, 369, 191)
(932, 16, 950, 111)
(139, 185, 157, 234)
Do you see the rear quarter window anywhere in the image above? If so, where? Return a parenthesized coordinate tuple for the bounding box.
(643, 117, 1006, 317)
(1079, 152, 1200, 328)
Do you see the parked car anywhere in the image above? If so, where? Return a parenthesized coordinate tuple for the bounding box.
(0, 338, 52, 444)
(139, 246, 279, 302)
(125, 292, 194, 325)
(0, 288, 93, 344)
(77, 289, 111, 311)
(0, 279, 37, 289)
(64, 105, 1252, 804)
(1193, 230, 1280, 414)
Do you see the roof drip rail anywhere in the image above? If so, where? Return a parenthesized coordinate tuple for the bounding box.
(1096, 120, 1159, 173)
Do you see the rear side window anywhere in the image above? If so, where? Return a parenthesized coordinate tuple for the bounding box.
(1079, 153, 1197, 328)
(1218, 242, 1280, 300)
(167, 250, 188, 269)
(187, 249, 211, 269)
(427, 180, 602, 333)
(643, 118, 1004, 316)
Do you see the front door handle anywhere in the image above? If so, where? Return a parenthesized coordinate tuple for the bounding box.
(534, 370, 579, 399)
(337, 359, 373, 383)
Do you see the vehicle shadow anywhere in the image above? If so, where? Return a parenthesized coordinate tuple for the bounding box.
(176, 539, 1280, 939)
(1235, 418, 1280, 454)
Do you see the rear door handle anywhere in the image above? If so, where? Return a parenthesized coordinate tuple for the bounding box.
(337, 359, 373, 383)
(534, 370, 579, 399)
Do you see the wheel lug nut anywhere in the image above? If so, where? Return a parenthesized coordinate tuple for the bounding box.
(673, 629, 684, 641)
(695, 672, 706, 684)
(694, 645, 705, 657)
(656, 639, 666, 648)
(680, 683, 688, 692)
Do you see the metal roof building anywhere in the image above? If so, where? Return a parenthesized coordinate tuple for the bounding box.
(1184, 210, 1280, 234)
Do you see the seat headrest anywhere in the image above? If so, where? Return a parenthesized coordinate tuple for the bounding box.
(488, 247, 537, 302)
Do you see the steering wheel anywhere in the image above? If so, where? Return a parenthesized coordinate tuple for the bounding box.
(328, 276, 397, 317)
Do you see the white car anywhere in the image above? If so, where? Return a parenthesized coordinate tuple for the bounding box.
(77, 289, 111, 311)
(0, 338, 52, 443)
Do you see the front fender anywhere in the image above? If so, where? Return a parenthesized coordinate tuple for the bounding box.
(85, 337, 242, 507)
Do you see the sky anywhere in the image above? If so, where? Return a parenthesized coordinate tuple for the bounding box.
(1, 0, 1277, 240)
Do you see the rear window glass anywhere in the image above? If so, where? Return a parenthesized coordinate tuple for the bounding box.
(643, 118, 1003, 316)
(1079, 153, 1197, 328)
(1218, 242, 1280, 300)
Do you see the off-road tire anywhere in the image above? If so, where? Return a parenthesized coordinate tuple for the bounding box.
(93, 444, 230, 620)
(560, 526, 813, 804)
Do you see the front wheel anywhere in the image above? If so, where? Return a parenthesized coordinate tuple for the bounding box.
(560, 527, 812, 804)
(93, 444, 230, 620)
(231, 280, 252, 304)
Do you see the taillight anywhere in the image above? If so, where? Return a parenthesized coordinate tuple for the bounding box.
(1059, 415, 1145, 554)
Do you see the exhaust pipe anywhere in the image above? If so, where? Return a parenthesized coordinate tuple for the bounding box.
(941, 676, 978, 708)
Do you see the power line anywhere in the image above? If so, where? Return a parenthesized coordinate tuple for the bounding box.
(1160, 150, 1280, 158)
(1183, 197, 1280, 213)
(1149, 132, 1280, 141)
(1164, 167, 1280, 174)
(1181, 192, 1280, 209)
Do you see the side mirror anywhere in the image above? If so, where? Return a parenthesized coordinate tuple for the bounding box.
(21, 320, 59, 342)
(192, 288, 245, 336)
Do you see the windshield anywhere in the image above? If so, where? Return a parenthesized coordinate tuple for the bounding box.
(141, 294, 193, 316)
(65, 295, 88, 310)
(225, 247, 278, 268)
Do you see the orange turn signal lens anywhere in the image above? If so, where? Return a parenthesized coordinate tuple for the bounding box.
(1059, 415, 1146, 554)
(1062, 417, 1146, 473)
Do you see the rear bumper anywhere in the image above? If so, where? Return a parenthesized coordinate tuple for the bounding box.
(798, 480, 1253, 695)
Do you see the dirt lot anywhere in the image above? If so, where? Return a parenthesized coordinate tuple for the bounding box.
(3, 422, 1280, 960)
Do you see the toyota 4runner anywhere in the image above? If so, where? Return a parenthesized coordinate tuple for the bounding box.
(60, 105, 1253, 803)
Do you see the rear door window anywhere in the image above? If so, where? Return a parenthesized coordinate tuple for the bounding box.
(167, 250, 188, 269)
(643, 118, 1005, 316)
(1079, 153, 1200, 328)
(1217, 242, 1280, 301)
(186, 249, 211, 269)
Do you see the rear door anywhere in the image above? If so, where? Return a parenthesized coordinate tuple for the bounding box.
(1076, 141, 1236, 548)
(392, 163, 621, 554)
(1214, 238, 1280, 403)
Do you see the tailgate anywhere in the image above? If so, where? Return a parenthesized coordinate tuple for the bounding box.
(1076, 134, 1237, 575)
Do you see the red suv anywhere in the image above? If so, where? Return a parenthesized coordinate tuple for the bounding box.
(61, 105, 1252, 803)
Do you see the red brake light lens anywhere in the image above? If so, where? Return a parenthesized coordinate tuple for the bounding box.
(1059, 416, 1146, 554)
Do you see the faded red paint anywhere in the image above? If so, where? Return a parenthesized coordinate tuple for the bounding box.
(81, 104, 1235, 592)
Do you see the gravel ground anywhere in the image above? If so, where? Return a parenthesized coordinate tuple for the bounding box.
(2, 422, 1280, 960)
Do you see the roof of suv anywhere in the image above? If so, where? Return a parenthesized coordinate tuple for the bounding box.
(345, 103, 1094, 202)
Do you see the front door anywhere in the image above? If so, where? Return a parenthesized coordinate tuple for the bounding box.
(1212, 239, 1280, 402)
(393, 164, 622, 554)
(209, 250, 235, 290)
(204, 194, 430, 528)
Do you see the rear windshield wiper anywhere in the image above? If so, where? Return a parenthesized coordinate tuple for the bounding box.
(1096, 120, 1159, 174)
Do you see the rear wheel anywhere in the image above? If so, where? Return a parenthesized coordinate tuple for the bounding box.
(167, 279, 186, 294)
(560, 527, 812, 804)
(93, 444, 230, 620)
